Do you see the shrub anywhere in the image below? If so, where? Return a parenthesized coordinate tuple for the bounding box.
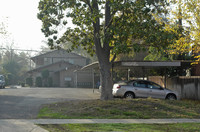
(26, 77, 33, 86)
(20, 82, 25, 87)
(41, 70, 50, 87)
(36, 76, 42, 87)
(48, 77, 53, 87)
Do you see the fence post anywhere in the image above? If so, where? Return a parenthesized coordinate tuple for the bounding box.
(181, 77, 184, 99)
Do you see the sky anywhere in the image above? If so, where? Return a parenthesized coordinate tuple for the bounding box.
(0, 0, 47, 51)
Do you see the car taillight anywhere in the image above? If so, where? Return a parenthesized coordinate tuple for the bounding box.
(117, 85, 121, 89)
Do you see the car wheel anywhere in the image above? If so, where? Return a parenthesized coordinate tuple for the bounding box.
(124, 92, 135, 99)
(166, 94, 176, 100)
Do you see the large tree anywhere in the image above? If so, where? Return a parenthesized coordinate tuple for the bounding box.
(1, 48, 31, 85)
(165, 0, 200, 63)
(38, 0, 173, 100)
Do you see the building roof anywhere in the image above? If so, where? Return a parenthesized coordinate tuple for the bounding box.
(31, 49, 87, 60)
(27, 60, 79, 73)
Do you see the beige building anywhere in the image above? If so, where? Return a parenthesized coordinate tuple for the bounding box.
(27, 49, 95, 87)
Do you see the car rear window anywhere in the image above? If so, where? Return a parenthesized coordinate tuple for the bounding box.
(117, 80, 135, 85)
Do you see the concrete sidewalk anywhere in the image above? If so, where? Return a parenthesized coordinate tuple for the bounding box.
(0, 119, 200, 132)
(0, 119, 48, 132)
(21, 118, 200, 124)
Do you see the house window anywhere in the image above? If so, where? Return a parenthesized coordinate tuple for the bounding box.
(44, 58, 51, 65)
(44, 58, 48, 62)
(65, 77, 72, 81)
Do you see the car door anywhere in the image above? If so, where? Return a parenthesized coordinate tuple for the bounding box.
(133, 81, 149, 98)
(147, 82, 166, 99)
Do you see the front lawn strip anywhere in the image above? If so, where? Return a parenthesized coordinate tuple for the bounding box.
(39, 123, 200, 132)
(37, 98, 200, 119)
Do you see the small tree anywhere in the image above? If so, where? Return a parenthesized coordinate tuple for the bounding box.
(3, 60, 20, 85)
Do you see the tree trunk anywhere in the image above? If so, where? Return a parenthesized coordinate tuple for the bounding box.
(98, 56, 113, 100)
(99, 0, 113, 100)
(92, 0, 113, 100)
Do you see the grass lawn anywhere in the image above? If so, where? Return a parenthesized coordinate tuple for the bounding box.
(38, 98, 200, 119)
(39, 123, 200, 132)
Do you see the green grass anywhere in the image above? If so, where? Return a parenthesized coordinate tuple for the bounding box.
(39, 123, 200, 132)
(37, 98, 200, 119)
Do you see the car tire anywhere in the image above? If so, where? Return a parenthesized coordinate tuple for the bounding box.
(124, 92, 135, 99)
(166, 94, 177, 100)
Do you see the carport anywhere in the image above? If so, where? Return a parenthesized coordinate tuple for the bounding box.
(81, 61, 190, 90)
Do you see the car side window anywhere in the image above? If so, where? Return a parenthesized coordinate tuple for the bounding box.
(0, 76, 4, 81)
(148, 82, 161, 89)
(133, 81, 147, 88)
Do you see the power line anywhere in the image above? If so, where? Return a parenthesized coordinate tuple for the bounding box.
(0, 48, 41, 52)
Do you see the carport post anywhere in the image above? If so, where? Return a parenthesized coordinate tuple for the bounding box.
(76, 71, 78, 88)
(111, 63, 113, 81)
(128, 68, 130, 80)
(164, 68, 167, 89)
(92, 68, 94, 93)
(142, 67, 145, 80)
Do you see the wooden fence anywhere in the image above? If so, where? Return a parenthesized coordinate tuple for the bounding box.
(149, 76, 200, 100)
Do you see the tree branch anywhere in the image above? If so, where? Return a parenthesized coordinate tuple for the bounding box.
(104, 10, 117, 32)
(84, 0, 93, 12)
(104, 0, 127, 33)
(91, 0, 102, 52)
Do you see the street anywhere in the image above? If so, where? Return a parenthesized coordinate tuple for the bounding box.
(0, 87, 100, 119)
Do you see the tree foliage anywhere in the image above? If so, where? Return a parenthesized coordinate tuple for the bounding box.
(162, 0, 200, 63)
(0, 49, 31, 85)
(0, 18, 8, 35)
(38, 0, 173, 53)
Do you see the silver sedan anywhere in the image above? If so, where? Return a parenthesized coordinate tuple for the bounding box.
(112, 80, 179, 100)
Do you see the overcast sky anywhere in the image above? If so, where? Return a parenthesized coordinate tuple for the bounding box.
(0, 0, 47, 50)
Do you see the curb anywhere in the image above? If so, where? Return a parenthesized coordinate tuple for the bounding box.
(1, 119, 200, 124)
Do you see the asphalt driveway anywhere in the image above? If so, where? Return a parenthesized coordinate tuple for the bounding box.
(0, 87, 100, 119)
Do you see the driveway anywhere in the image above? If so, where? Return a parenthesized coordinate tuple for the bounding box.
(0, 87, 100, 119)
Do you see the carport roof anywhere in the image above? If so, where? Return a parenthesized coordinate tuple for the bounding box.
(81, 61, 99, 70)
(114, 61, 181, 67)
(81, 61, 191, 70)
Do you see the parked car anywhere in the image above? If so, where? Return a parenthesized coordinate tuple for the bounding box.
(112, 80, 179, 100)
(0, 75, 5, 89)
